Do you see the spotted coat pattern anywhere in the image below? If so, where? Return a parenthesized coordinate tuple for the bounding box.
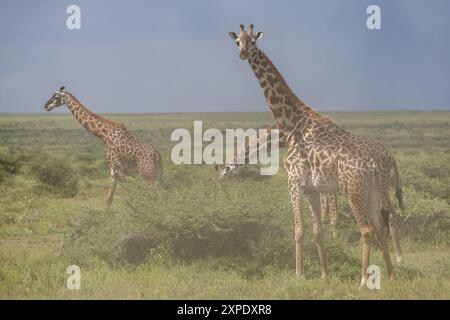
(215, 124, 340, 237)
(230, 25, 403, 287)
(45, 90, 162, 205)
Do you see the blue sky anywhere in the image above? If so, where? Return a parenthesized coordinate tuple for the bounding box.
(1, 0, 449, 113)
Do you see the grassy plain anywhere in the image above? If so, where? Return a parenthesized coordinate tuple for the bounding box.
(1, 111, 449, 299)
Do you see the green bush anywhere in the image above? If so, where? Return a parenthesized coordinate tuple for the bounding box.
(72, 145, 108, 178)
(0, 152, 19, 184)
(30, 155, 79, 198)
(399, 188, 450, 245)
(400, 151, 450, 203)
(62, 178, 361, 279)
(59, 159, 450, 279)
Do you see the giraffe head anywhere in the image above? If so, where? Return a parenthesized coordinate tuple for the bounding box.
(44, 86, 68, 111)
(228, 24, 264, 60)
(215, 163, 242, 178)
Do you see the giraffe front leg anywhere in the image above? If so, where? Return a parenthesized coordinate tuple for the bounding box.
(105, 149, 125, 205)
(286, 167, 305, 278)
(320, 194, 330, 223)
(329, 194, 339, 238)
(308, 191, 328, 279)
(359, 227, 371, 290)
(348, 195, 373, 289)
(106, 168, 118, 206)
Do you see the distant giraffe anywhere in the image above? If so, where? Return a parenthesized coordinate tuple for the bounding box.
(44, 86, 163, 205)
(215, 123, 339, 237)
(229, 24, 404, 287)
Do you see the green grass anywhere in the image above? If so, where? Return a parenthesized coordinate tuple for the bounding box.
(1, 111, 450, 299)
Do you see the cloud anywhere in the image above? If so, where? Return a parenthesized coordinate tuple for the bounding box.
(0, 0, 449, 112)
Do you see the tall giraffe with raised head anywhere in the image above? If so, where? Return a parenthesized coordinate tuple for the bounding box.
(44, 86, 163, 205)
(228, 24, 403, 287)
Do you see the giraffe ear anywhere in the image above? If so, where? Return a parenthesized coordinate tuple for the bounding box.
(228, 32, 238, 40)
(254, 32, 264, 41)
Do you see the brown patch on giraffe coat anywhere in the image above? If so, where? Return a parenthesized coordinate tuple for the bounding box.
(62, 91, 163, 204)
(272, 107, 283, 118)
(276, 85, 285, 95)
(284, 108, 292, 120)
(269, 95, 282, 105)
(266, 74, 279, 87)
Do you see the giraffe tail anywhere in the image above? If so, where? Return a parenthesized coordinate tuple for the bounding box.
(391, 156, 405, 213)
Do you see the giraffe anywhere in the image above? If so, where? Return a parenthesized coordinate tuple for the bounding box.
(215, 124, 282, 178)
(228, 24, 404, 287)
(214, 124, 339, 237)
(44, 86, 163, 205)
(215, 122, 404, 252)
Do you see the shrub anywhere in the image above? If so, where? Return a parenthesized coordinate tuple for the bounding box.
(30, 154, 79, 198)
(399, 151, 450, 203)
(62, 178, 361, 279)
(0, 150, 19, 183)
(118, 232, 159, 264)
(399, 188, 450, 245)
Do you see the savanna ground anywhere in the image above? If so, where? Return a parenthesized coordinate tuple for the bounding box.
(1, 111, 450, 299)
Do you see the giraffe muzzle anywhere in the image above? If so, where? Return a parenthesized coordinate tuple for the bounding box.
(240, 50, 249, 60)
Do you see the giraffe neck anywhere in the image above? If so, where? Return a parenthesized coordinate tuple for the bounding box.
(247, 48, 328, 141)
(63, 93, 119, 142)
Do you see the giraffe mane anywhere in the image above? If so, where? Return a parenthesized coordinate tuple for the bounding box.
(304, 107, 336, 125)
(258, 50, 303, 105)
(321, 114, 336, 124)
(66, 93, 127, 129)
(258, 50, 336, 126)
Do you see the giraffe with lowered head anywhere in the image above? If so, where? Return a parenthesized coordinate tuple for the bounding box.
(228, 24, 404, 287)
(215, 123, 339, 237)
(44, 86, 163, 205)
(215, 120, 404, 250)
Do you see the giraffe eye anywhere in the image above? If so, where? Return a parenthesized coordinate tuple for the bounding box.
(235, 41, 240, 47)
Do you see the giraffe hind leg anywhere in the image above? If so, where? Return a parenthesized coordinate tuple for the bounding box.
(320, 194, 339, 238)
(382, 194, 403, 263)
(368, 186, 394, 280)
(137, 157, 159, 184)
